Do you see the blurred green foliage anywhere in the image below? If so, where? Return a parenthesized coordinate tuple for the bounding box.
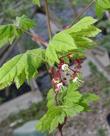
(97, 128, 107, 136)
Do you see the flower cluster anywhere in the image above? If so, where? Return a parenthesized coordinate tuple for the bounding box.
(49, 55, 84, 92)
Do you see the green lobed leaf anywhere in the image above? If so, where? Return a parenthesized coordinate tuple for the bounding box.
(49, 109, 65, 133)
(46, 31, 77, 65)
(71, 26, 101, 38)
(63, 82, 82, 105)
(66, 17, 101, 41)
(66, 17, 101, 49)
(81, 93, 99, 104)
(14, 15, 36, 32)
(36, 106, 66, 133)
(37, 17, 100, 134)
(73, 37, 95, 49)
(46, 17, 101, 66)
(63, 104, 84, 117)
(66, 17, 98, 33)
(79, 93, 99, 111)
(0, 49, 45, 89)
(37, 81, 99, 133)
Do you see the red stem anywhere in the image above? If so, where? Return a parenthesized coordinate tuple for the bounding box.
(56, 117, 67, 136)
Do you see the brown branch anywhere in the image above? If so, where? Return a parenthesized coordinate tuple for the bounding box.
(25, 31, 48, 47)
(31, 32, 48, 47)
(54, 91, 67, 136)
(44, 0, 52, 40)
(70, 0, 96, 26)
(25, 0, 96, 49)
(56, 117, 67, 136)
(54, 90, 64, 136)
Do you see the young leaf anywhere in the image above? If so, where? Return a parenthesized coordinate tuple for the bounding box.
(46, 31, 77, 65)
(0, 49, 45, 89)
(45, 17, 101, 66)
(14, 15, 35, 32)
(66, 17, 101, 49)
(66, 17, 97, 33)
(0, 15, 35, 48)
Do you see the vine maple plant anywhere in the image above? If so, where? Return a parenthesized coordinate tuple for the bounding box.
(0, 0, 110, 136)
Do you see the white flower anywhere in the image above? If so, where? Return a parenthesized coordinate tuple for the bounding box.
(61, 64, 69, 71)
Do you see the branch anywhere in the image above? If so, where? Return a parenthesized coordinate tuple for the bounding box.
(56, 117, 67, 136)
(44, 0, 52, 40)
(24, 0, 96, 52)
(25, 31, 48, 47)
(70, 0, 96, 26)
(31, 31, 48, 47)
(54, 91, 67, 136)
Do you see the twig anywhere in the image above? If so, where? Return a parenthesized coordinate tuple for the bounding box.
(70, 0, 96, 26)
(44, 0, 52, 40)
(25, 31, 48, 47)
(56, 117, 67, 136)
(54, 92, 67, 136)
(31, 32, 48, 47)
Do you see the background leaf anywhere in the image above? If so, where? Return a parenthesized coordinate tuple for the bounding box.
(0, 24, 17, 48)
(96, 0, 110, 18)
(0, 15, 35, 48)
(32, 0, 40, 6)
